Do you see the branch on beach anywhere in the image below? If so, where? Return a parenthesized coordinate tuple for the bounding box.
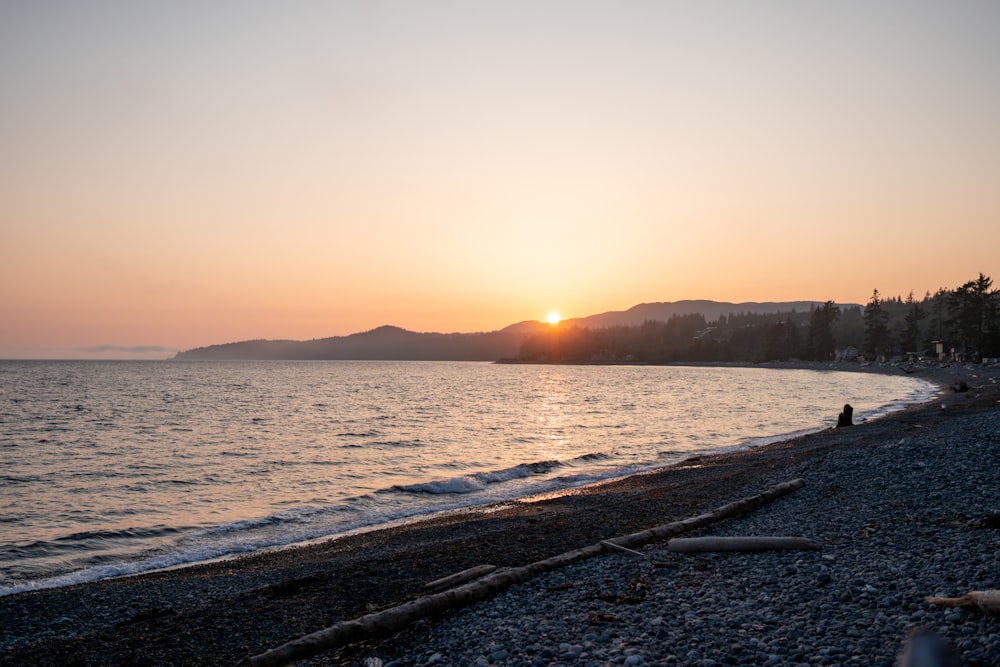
(234, 478, 806, 667)
(600, 540, 650, 559)
(927, 590, 1000, 615)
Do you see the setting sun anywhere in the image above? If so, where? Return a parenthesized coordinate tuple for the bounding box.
(546, 311, 562, 325)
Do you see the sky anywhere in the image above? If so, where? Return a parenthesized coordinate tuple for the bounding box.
(2, 2, 998, 359)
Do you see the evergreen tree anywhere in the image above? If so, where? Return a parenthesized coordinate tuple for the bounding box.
(926, 288, 949, 348)
(863, 289, 891, 360)
(765, 318, 800, 361)
(805, 301, 839, 361)
(948, 273, 998, 358)
(902, 291, 928, 355)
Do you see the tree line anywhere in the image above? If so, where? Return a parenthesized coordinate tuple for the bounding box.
(517, 273, 1000, 364)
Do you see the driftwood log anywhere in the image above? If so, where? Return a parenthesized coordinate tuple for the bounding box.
(667, 536, 820, 553)
(423, 564, 497, 594)
(926, 590, 1000, 615)
(234, 478, 806, 667)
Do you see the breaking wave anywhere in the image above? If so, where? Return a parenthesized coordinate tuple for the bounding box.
(391, 453, 611, 495)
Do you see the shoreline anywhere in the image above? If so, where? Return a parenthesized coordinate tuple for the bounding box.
(2, 363, 998, 665)
(0, 362, 939, 599)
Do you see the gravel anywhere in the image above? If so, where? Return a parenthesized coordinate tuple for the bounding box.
(322, 380, 1000, 666)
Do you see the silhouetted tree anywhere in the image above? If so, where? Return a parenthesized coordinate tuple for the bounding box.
(902, 291, 928, 355)
(765, 319, 801, 361)
(925, 288, 949, 348)
(863, 289, 891, 360)
(948, 273, 998, 358)
(804, 301, 840, 361)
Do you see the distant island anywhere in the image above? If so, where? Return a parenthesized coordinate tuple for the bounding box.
(173, 300, 838, 361)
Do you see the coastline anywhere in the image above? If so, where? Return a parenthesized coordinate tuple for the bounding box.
(2, 363, 998, 665)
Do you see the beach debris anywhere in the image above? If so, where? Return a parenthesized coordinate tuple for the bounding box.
(926, 590, 1000, 616)
(588, 611, 619, 624)
(233, 478, 806, 667)
(600, 540, 649, 559)
(666, 536, 821, 553)
(423, 564, 497, 594)
(836, 403, 853, 428)
(969, 511, 1000, 529)
(945, 511, 1000, 531)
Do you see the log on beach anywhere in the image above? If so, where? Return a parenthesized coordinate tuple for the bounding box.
(927, 590, 1000, 615)
(422, 565, 497, 594)
(236, 479, 806, 667)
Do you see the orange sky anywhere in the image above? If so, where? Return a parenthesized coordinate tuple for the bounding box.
(2, 2, 999, 358)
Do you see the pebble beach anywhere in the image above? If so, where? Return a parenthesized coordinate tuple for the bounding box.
(2, 363, 999, 667)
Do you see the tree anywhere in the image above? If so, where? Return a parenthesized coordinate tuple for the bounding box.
(863, 289, 891, 360)
(902, 291, 928, 355)
(765, 318, 800, 361)
(804, 301, 839, 361)
(948, 273, 998, 359)
(925, 288, 949, 348)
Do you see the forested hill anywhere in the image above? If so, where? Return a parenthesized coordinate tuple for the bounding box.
(172, 301, 847, 361)
(563, 301, 830, 328)
(173, 324, 545, 361)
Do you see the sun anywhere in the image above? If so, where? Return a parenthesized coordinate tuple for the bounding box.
(546, 311, 562, 325)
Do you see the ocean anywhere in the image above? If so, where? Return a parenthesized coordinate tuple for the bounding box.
(0, 360, 936, 597)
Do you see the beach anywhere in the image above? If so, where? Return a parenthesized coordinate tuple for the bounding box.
(2, 363, 998, 666)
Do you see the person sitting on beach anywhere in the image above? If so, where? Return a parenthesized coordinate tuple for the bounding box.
(836, 403, 853, 428)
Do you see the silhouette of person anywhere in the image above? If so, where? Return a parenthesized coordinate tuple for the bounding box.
(836, 403, 853, 428)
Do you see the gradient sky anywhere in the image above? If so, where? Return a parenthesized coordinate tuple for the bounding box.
(2, 2, 998, 358)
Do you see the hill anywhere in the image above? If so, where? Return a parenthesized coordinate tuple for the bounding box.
(173, 300, 854, 361)
(565, 300, 830, 328)
(173, 324, 547, 361)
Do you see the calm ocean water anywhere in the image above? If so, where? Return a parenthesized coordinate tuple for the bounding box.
(0, 360, 936, 596)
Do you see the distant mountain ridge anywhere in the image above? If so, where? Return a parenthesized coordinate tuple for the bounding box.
(174, 300, 853, 361)
(563, 300, 833, 329)
(173, 324, 543, 361)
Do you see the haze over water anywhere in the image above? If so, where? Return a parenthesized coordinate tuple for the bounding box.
(0, 360, 936, 596)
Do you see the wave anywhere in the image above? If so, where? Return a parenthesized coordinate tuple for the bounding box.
(191, 502, 340, 537)
(0, 540, 258, 598)
(55, 525, 183, 543)
(0, 525, 186, 561)
(389, 452, 610, 495)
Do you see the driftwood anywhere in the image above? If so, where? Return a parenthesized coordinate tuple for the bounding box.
(423, 564, 497, 594)
(600, 540, 649, 559)
(667, 536, 820, 553)
(234, 478, 805, 667)
(926, 590, 1000, 615)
